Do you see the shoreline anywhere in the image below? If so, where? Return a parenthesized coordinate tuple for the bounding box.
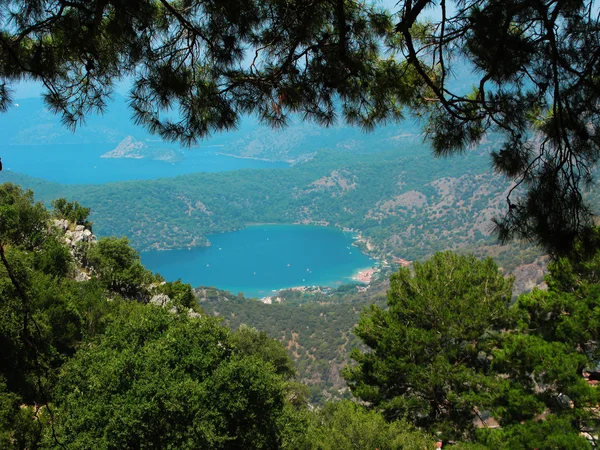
(351, 267, 377, 284)
(215, 151, 283, 163)
(142, 223, 382, 261)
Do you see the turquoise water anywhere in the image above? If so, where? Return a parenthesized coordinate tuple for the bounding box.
(140, 225, 374, 298)
(0, 143, 288, 184)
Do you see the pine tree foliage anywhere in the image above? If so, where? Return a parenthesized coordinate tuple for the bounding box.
(346, 248, 600, 447)
(343, 252, 515, 441)
(2, 1, 600, 253)
(395, 0, 600, 255)
(0, 0, 426, 142)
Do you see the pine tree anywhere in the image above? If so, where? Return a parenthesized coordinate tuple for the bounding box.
(2, 1, 600, 254)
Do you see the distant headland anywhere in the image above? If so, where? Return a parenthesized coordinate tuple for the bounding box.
(101, 136, 184, 163)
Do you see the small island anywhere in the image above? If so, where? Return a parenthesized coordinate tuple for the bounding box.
(101, 136, 184, 163)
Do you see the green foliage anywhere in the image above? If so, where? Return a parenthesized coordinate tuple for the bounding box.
(481, 236, 600, 442)
(155, 279, 200, 311)
(0, 180, 600, 450)
(0, 183, 48, 249)
(51, 198, 92, 229)
(232, 325, 297, 381)
(301, 400, 433, 450)
(344, 252, 514, 440)
(49, 302, 291, 449)
(0, 184, 214, 447)
(33, 235, 73, 278)
(399, 0, 600, 255)
(0, 184, 84, 405)
(86, 236, 154, 300)
(341, 246, 600, 446)
(0, 378, 45, 450)
(4, 180, 600, 447)
(199, 282, 389, 404)
(473, 416, 592, 450)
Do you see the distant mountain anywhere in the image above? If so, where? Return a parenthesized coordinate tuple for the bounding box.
(0, 95, 141, 145)
(219, 118, 423, 162)
(0, 95, 424, 162)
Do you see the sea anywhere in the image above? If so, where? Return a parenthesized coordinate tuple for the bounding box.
(1, 142, 374, 296)
(140, 225, 373, 298)
(0, 143, 288, 184)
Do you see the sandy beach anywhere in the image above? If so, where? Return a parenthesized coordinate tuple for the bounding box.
(352, 268, 377, 284)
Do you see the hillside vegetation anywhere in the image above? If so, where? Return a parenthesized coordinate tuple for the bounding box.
(2, 183, 600, 448)
(5, 143, 543, 271)
(197, 282, 390, 403)
(0, 183, 436, 449)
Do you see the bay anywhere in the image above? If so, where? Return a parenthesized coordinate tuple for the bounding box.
(140, 225, 374, 298)
(0, 143, 288, 184)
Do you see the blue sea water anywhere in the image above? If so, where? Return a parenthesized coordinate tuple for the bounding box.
(0, 143, 288, 184)
(140, 225, 374, 298)
(1, 142, 373, 295)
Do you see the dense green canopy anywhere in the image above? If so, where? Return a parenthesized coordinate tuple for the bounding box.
(345, 249, 600, 447)
(2, 182, 600, 447)
(344, 252, 515, 440)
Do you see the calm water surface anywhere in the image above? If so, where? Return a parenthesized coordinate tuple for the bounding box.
(141, 225, 374, 298)
(0, 143, 288, 184)
(1, 144, 372, 296)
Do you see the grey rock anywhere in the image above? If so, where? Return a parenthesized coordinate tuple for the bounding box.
(74, 269, 91, 282)
(188, 309, 202, 319)
(66, 230, 84, 244)
(65, 227, 96, 245)
(149, 294, 171, 307)
(53, 219, 69, 231)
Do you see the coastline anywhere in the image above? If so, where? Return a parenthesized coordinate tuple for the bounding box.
(143, 223, 382, 262)
(352, 267, 377, 284)
(215, 152, 281, 163)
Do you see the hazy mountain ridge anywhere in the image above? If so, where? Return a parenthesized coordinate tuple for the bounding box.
(0, 96, 140, 145)
(220, 119, 423, 162)
(1, 96, 423, 161)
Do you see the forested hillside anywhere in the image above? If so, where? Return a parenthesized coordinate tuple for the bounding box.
(0, 183, 437, 449)
(198, 282, 390, 403)
(3, 183, 600, 449)
(2, 0, 600, 447)
(4, 143, 543, 271)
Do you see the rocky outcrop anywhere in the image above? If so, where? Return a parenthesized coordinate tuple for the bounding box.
(512, 259, 548, 297)
(52, 219, 201, 318)
(149, 293, 201, 318)
(52, 219, 97, 281)
(101, 136, 146, 159)
(53, 219, 69, 231)
(149, 294, 171, 307)
(65, 225, 95, 246)
(53, 220, 97, 245)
